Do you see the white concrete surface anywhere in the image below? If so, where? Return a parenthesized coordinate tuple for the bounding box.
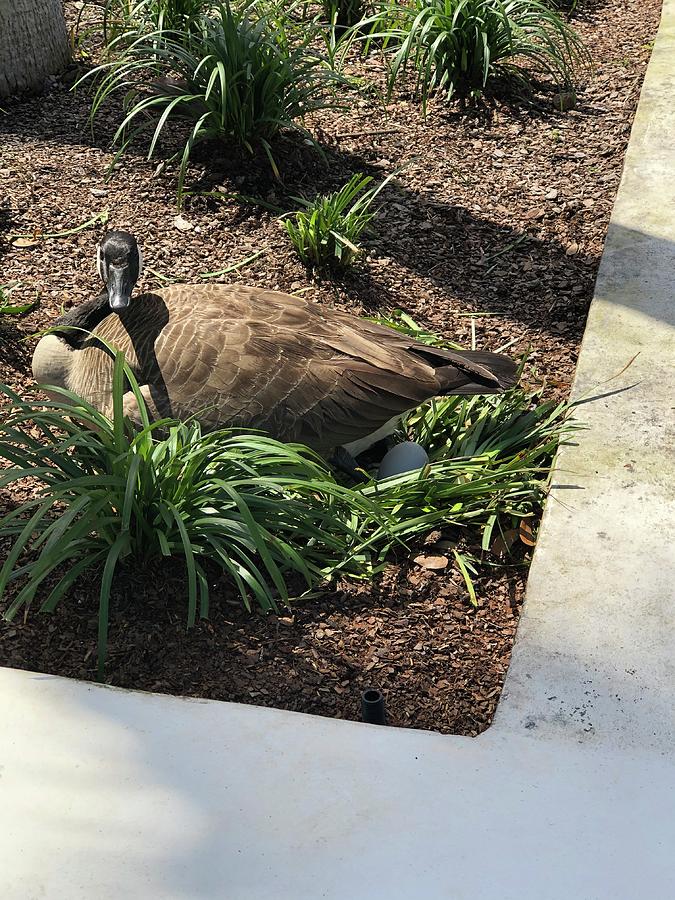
(494, 2, 675, 752)
(2, 3, 675, 898)
(1, 667, 675, 900)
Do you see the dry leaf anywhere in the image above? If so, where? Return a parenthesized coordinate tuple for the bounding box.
(11, 237, 39, 248)
(519, 521, 536, 546)
(414, 554, 448, 570)
(174, 215, 193, 232)
(491, 529, 519, 558)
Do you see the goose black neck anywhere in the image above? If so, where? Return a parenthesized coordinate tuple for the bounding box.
(53, 292, 114, 349)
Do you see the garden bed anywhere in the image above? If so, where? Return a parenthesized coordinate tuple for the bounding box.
(0, 0, 661, 734)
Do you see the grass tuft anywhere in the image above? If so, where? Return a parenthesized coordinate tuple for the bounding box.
(0, 284, 33, 316)
(0, 354, 384, 678)
(359, 0, 590, 108)
(283, 172, 394, 270)
(84, 1, 345, 199)
(103, 0, 212, 45)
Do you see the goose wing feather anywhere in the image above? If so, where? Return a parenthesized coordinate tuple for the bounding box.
(71, 284, 516, 453)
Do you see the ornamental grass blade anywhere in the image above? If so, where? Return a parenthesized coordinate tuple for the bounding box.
(0, 497, 58, 609)
(453, 549, 477, 607)
(98, 533, 130, 680)
(163, 500, 198, 626)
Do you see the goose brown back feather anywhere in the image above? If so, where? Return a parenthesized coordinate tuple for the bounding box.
(37, 284, 518, 455)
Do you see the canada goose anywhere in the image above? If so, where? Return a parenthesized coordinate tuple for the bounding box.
(32, 231, 518, 458)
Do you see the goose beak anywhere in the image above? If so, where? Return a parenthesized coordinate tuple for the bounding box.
(107, 264, 133, 312)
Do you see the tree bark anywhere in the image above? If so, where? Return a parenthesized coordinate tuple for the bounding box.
(0, 0, 71, 98)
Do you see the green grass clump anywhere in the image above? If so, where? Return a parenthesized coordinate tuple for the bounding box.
(283, 172, 392, 269)
(0, 284, 32, 316)
(103, 0, 212, 45)
(321, 0, 368, 31)
(0, 355, 382, 678)
(359, 386, 573, 603)
(371, 385, 573, 547)
(361, 311, 579, 599)
(362, 0, 590, 107)
(86, 1, 344, 198)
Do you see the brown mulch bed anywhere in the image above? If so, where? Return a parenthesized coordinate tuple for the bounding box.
(0, 0, 662, 734)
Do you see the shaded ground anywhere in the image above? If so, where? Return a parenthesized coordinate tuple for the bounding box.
(0, 0, 662, 734)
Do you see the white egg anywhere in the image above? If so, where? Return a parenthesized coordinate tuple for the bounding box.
(378, 441, 430, 479)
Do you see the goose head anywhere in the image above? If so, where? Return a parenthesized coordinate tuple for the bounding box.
(96, 230, 143, 312)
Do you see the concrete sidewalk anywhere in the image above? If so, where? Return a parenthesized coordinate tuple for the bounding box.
(1, 667, 673, 899)
(1, 2, 674, 897)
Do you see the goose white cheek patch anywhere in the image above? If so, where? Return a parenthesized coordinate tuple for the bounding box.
(137, 244, 144, 279)
(96, 244, 105, 281)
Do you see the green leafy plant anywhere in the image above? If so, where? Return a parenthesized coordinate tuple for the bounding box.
(358, 314, 579, 596)
(0, 354, 383, 678)
(321, 0, 367, 31)
(103, 0, 211, 46)
(360, 383, 574, 598)
(362, 0, 590, 107)
(0, 284, 33, 316)
(368, 308, 464, 349)
(85, 2, 344, 198)
(283, 171, 393, 269)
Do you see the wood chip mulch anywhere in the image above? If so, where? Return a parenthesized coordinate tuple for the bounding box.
(0, 0, 662, 734)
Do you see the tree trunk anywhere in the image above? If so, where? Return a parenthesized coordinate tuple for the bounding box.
(0, 0, 71, 98)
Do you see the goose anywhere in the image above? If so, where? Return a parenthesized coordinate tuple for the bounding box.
(32, 231, 518, 459)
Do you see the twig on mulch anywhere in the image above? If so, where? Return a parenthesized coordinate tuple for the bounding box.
(334, 127, 403, 139)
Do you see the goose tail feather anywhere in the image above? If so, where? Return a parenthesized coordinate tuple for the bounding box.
(434, 349, 519, 395)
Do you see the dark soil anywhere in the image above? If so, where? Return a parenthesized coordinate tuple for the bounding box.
(0, 0, 662, 734)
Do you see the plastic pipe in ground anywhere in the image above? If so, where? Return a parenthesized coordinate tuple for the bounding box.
(361, 689, 386, 725)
